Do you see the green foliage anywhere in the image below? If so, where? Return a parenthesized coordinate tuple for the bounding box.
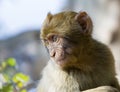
(0, 83, 14, 92)
(13, 73, 30, 88)
(0, 58, 30, 92)
(7, 58, 16, 67)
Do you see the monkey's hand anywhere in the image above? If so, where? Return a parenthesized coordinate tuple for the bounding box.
(82, 86, 119, 92)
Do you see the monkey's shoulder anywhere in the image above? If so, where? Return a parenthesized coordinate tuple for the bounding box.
(91, 39, 115, 61)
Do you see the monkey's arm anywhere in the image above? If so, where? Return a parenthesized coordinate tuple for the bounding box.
(82, 86, 119, 92)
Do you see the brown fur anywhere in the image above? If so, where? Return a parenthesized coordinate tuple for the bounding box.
(38, 11, 120, 92)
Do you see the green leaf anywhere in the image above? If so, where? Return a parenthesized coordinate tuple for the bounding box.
(12, 73, 29, 83)
(7, 58, 16, 67)
(20, 89, 27, 92)
(1, 83, 14, 92)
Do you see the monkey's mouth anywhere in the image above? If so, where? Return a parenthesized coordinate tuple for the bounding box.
(50, 50, 67, 66)
(54, 53, 66, 65)
(52, 52, 66, 66)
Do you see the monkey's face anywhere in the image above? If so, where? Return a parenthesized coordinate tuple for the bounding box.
(40, 11, 93, 68)
(41, 33, 77, 68)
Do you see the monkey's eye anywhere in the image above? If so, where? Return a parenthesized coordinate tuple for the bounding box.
(51, 35, 58, 42)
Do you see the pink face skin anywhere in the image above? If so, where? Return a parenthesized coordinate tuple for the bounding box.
(44, 34, 73, 66)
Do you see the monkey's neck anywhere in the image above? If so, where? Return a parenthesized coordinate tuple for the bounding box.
(44, 61, 99, 91)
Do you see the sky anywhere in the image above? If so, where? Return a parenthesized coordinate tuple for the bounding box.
(0, 0, 67, 39)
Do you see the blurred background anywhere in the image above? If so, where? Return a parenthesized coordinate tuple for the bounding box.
(0, 0, 120, 92)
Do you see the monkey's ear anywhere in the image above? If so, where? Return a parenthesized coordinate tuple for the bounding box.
(47, 12, 53, 22)
(75, 11, 93, 35)
(43, 12, 53, 27)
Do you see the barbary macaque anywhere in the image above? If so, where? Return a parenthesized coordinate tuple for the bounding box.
(37, 11, 120, 92)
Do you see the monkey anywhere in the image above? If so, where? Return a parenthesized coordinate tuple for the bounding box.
(37, 11, 120, 92)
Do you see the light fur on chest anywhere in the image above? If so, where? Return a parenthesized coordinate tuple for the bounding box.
(38, 61, 111, 92)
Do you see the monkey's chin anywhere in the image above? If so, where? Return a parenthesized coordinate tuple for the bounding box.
(57, 60, 66, 66)
(53, 57, 67, 66)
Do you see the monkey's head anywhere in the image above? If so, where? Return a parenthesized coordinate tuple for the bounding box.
(40, 11, 93, 69)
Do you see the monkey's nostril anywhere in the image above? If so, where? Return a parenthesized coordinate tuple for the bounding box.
(52, 52, 56, 57)
(50, 50, 56, 57)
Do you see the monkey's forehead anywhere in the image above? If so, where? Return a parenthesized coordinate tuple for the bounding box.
(40, 12, 77, 37)
(40, 11, 91, 40)
(43, 11, 77, 27)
